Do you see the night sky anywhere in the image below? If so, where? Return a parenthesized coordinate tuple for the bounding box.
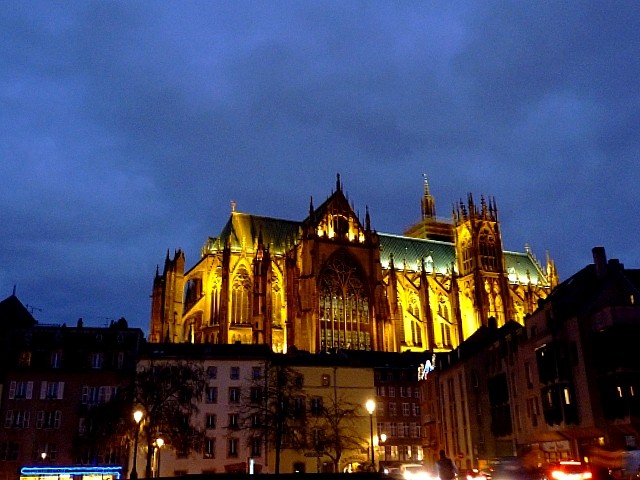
(2, 1, 639, 333)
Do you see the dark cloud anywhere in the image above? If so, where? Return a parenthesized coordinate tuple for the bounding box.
(2, 0, 639, 331)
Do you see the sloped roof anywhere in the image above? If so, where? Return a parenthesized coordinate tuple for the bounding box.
(378, 233, 456, 274)
(207, 212, 300, 254)
(378, 234, 547, 285)
(202, 212, 548, 287)
(504, 250, 548, 286)
(540, 261, 640, 318)
(0, 295, 37, 329)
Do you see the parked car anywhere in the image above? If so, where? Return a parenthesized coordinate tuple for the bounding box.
(543, 461, 592, 480)
(400, 464, 433, 480)
(463, 468, 492, 480)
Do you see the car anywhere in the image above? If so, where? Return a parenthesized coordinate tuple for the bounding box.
(400, 464, 433, 480)
(463, 469, 492, 480)
(544, 461, 592, 480)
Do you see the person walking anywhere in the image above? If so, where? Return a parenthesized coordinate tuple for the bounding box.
(437, 450, 458, 480)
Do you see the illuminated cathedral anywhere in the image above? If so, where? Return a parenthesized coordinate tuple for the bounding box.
(149, 175, 558, 353)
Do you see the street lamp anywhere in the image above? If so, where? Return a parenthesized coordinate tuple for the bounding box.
(130, 409, 144, 480)
(155, 438, 164, 478)
(379, 433, 387, 464)
(365, 399, 376, 470)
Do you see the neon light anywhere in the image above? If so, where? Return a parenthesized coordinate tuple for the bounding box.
(417, 353, 436, 381)
(20, 465, 122, 479)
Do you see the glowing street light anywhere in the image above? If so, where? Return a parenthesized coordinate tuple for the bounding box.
(155, 438, 164, 478)
(365, 399, 376, 470)
(379, 433, 387, 463)
(130, 409, 144, 480)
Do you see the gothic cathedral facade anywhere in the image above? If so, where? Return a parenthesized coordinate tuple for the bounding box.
(149, 176, 558, 353)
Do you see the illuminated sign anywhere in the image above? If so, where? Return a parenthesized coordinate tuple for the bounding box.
(20, 465, 122, 480)
(417, 354, 436, 381)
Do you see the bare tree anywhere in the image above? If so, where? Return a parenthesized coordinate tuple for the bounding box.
(309, 394, 367, 472)
(131, 361, 206, 478)
(242, 360, 305, 474)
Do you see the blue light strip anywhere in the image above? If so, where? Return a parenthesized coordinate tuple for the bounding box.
(20, 466, 122, 478)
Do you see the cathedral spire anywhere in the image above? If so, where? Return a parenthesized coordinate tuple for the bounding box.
(421, 174, 436, 220)
(365, 205, 371, 231)
(336, 173, 342, 192)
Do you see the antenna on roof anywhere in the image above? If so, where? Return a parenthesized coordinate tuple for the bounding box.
(25, 304, 42, 314)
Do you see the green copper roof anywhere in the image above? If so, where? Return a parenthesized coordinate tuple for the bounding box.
(206, 212, 300, 255)
(203, 213, 548, 287)
(504, 250, 548, 286)
(378, 234, 548, 286)
(378, 233, 456, 275)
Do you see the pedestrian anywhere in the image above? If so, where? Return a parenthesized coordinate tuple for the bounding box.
(437, 450, 457, 480)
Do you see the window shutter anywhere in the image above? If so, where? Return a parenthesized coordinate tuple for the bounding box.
(40, 381, 48, 400)
(24, 411, 30, 428)
(8, 382, 16, 400)
(54, 411, 61, 429)
(57, 382, 64, 400)
(26, 382, 34, 400)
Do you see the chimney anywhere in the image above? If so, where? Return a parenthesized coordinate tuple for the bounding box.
(592, 246, 607, 279)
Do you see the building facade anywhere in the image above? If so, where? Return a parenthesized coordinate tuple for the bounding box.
(150, 176, 557, 354)
(0, 297, 144, 480)
(135, 344, 375, 475)
(424, 247, 640, 475)
(133, 343, 272, 476)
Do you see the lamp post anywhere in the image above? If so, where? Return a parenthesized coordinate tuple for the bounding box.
(155, 438, 164, 478)
(365, 399, 376, 470)
(130, 410, 144, 480)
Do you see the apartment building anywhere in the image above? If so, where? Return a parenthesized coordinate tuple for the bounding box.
(0, 295, 144, 480)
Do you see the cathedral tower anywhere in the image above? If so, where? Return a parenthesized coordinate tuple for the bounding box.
(453, 194, 514, 336)
(150, 249, 185, 343)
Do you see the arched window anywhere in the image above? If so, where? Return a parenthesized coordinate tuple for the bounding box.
(460, 233, 473, 274)
(210, 283, 220, 326)
(272, 277, 283, 327)
(408, 294, 420, 320)
(319, 251, 370, 350)
(479, 229, 498, 271)
(231, 267, 251, 324)
(412, 321, 423, 347)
